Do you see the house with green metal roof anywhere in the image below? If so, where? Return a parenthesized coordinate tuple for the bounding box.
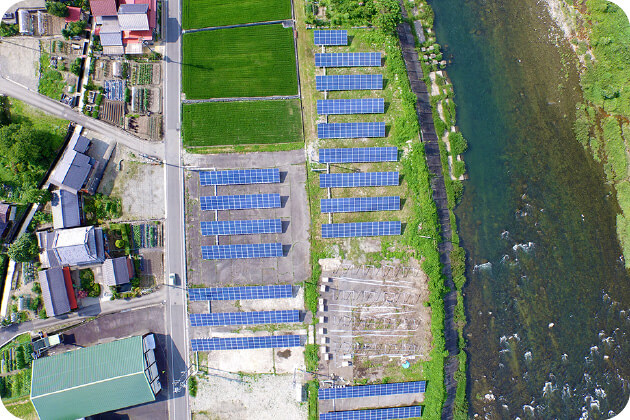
(30, 334, 161, 420)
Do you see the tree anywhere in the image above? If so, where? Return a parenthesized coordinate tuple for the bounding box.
(7, 233, 38, 263)
(21, 189, 52, 205)
(70, 58, 82, 76)
(115, 239, 125, 248)
(45, 1, 69, 17)
(0, 22, 18, 37)
(61, 20, 86, 40)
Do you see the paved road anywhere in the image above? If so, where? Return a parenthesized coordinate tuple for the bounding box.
(162, 0, 190, 418)
(0, 76, 165, 158)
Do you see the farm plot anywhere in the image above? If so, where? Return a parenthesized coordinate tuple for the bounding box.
(182, 0, 291, 30)
(182, 24, 298, 99)
(182, 100, 303, 147)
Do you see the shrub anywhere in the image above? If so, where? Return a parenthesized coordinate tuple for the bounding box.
(448, 132, 468, 156)
(70, 58, 82, 76)
(188, 376, 197, 397)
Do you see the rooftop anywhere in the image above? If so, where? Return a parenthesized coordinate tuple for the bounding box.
(90, 0, 118, 17)
(51, 190, 81, 230)
(39, 268, 71, 317)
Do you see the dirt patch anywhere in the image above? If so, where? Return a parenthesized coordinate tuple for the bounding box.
(0, 37, 40, 90)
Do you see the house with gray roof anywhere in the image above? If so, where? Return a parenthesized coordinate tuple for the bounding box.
(102, 257, 132, 286)
(38, 226, 105, 268)
(117, 4, 149, 30)
(39, 268, 71, 317)
(51, 190, 81, 230)
(49, 127, 94, 194)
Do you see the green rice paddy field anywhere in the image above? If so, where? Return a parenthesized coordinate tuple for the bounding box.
(182, 100, 303, 147)
(182, 0, 291, 30)
(182, 25, 298, 99)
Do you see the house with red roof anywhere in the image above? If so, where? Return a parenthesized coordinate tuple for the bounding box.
(90, 0, 157, 55)
(65, 6, 83, 23)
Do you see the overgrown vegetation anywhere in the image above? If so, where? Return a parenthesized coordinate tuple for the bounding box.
(61, 20, 87, 40)
(83, 193, 122, 224)
(79, 269, 100, 297)
(188, 376, 198, 397)
(38, 52, 65, 100)
(0, 23, 18, 37)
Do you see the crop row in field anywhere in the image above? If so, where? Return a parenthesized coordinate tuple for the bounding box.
(182, 0, 291, 30)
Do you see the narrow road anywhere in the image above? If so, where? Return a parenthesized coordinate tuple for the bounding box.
(396, 7, 460, 420)
(0, 76, 165, 158)
(162, 0, 190, 417)
(182, 19, 292, 34)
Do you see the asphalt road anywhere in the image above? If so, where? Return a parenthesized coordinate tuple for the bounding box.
(162, 0, 190, 418)
(0, 76, 165, 158)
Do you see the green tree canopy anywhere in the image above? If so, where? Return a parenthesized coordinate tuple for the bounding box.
(61, 20, 87, 39)
(7, 233, 39, 263)
(46, 1, 69, 17)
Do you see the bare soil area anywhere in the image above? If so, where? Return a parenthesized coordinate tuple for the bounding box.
(0, 37, 40, 90)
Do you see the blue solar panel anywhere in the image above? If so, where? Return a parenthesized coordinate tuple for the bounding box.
(200, 194, 281, 211)
(201, 219, 282, 236)
(317, 122, 385, 139)
(201, 243, 283, 259)
(316, 75, 383, 91)
(322, 222, 401, 238)
(319, 406, 422, 420)
(318, 382, 426, 400)
(190, 310, 300, 326)
(321, 197, 400, 213)
(319, 147, 397, 163)
(189, 285, 293, 301)
(191, 335, 304, 351)
(199, 169, 280, 186)
(317, 99, 384, 115)
(314, 30, 348, 46)
(315, 53, 381, 67)
(319, 172, 399, 188)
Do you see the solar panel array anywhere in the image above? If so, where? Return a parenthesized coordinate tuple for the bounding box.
(319, 406, 422, 420)
(320, 172, 399, 188)
(199, 169, 280, 186)
(315, 53, 381, 67)
(191, 335, 304, 351)
(317, 122, 385, 139)
(201, 243, 283, 259)
(319, 147, 397, 163)
(200, 219, 282, 236)
(318, 381, 426, 400)
(322, 221, 401, 238)
(316, 75, 383, 91)
(189, 285, 293, 301)
(321, 197, 400, 213)
(200, 194, 281, 211)
(190, 310, 300, 327)
(317, 99, 384, 115)
(314, 30, 348, 46)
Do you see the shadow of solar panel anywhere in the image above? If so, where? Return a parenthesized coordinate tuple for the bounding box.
(317, 99, 384, 115)
(314, 30, 348, 46)
(317, 122, 385, 139)
(316, 75, 383, 91)
(190, 310, 300, 326)
(319, 172, 399, 188)
(319, 406, 422, 420)
(191, 335, 304, 351)
(200, 219, 282, 236)
(199, 168, 280, 186)
(322, 221, 401, 238)
(188, 285, 293, 301)
(200, 194, 281, 211)
(320, 197, 400, 213)
(201, 243, 283, 259)
(318, 381, 426, 400)
(315, 52, 381, 67)
(319, 147, 397, 163)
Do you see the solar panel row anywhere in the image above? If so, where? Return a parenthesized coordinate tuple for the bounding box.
(317, 99, 384, 115)
(314, 30, 348, 46)
(188, 285, 293, 301)
(200, 219, 282, 236)
(315, 53, 381, 67)
(318, 381, 426, 400)
(320, 196, 400, 213)
(319, 406, 422, 420)
(199, 169, 280, 186)
(316, 75, 383, 91)
(319, 172, 399, 188)
(200, 194, 281, 211)
(322, 221, 401, 238)
(191, 335, 304, 351)
(190, 310, 300, 327)
(319, 147, 397, 163)
(201, 243, 283, 259)
(317, 122, 385, 139)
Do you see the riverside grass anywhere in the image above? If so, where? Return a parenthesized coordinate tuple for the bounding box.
(182, 100, 302, 147)
(182, 0, 291, 30)
(181, 25, 298, 99)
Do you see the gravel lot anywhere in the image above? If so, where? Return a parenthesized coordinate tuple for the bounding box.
(0, 37, 40, 90)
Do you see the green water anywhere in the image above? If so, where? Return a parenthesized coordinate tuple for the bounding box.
(428, 0, 630, 417)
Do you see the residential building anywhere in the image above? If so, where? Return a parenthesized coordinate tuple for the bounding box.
(102, 256, 133, 286)
(30, 334, 161, 420)
(49, 126, 93, 194)
(37, 226, 105, 268)
(50, 190, 81, 230)
(38, 267, 77, 317)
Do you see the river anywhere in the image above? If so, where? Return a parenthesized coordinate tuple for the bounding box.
(427, 0, 630, 417)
